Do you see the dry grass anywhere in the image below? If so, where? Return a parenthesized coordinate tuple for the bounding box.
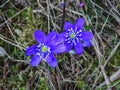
(0, 0, 120, 90)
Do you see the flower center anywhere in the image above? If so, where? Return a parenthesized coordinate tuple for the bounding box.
(41, 46, 48, 52)
(70, 32, 76, 38)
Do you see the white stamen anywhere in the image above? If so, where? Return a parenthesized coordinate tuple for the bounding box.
(75, 27, 77, 31)
(68, 29, 71, 31)
(71, 28, 73, 30)
(36, 49, 40, 51)
(65, 39, 68, 41)
(76, 32, 79, 34)
(79, 30, 82, 32)
(42, 43, 44, 46)
(37, 44, 41, 47)
(47, 47, 51, 53)
(76, 38, 79, 43)
(67, 41, 71, 43)
(67, 38, 70, 40)
(73, 40, 76, 45)
(36, 53, 41, 56)
(79, 34, 82, 36)
(65, 34, 68, 37)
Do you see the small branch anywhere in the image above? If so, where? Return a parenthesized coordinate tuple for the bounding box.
(103, 41, 120, 68)
(101, 65, 111, 90)
(61, 0, 66, 31)
(0, 0, 10, 8)
(101, 65, 111, 87)
(96, 69, 120, 89)
(0, 7, 27, 27)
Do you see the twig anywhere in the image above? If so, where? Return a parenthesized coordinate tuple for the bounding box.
(0, 0, 10, 8)
(46, 0, 50, 32)
(101, 65, 111, 89)
(61, 0, 66, 31)
(96, 69, 120, 89)
(0, 7, 27, 27)
(2, 14, 24, 51)
(0, 34, 25, 50)
(103, 41, 120, 68)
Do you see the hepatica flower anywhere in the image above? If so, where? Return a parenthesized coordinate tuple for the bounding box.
(62, 18, 93, 54)
(79, 2, 85, 8)
(26, 30, 66, 67)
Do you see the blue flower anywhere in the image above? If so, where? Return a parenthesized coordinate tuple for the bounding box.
(79, 2, 85, 8)
(61, 18, 93, 54)
(26, 30, 66, 67)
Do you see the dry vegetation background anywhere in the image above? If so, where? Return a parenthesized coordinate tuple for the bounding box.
(0, 0, 120, 90)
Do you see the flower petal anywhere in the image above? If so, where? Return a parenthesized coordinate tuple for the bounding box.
(34, 30, 46, 43)
(74, 42, 84, 54)
(83, 40, 93, 47)
(53, 32, 66, 45)
(47, 32, 65, 46)
(26, 45, 37, 56)
(47, 31, 58, 42)
(52, 44, 66, 54)
(30, 55, 43, 66)
(46, 54, 58, 67)
(64, 22, 74, 32)
(81, 31, 93, 40)
(47, 33, 65, 48)
(58, 32, 66, 41)
(64, 43, 73, 52)
(75, 18, 85, 30)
